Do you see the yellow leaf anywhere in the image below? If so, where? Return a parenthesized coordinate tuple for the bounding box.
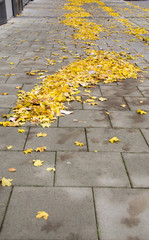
(15, 86, 22, 89)
(10, 62, 14, 65)
(8, 168, 16, 172)
(2, 93, 8, 95)
(36, 132, 47, 137)
(94, 150, 98, 152)
(46, 167, 56, 172)
(137, 109, 147, 115)
(120, 104, 126, 108)
(40, 47, 45, 49)
(36, 211, 49, 220)
(99, 97, 107, 102)
(1, 177, 13, 187)
(85, 89, 91, 93)
(7, 145, 13, 149)
(35, 146, 47, 152)
(109, 137, 120, 144)
(74, 141, 84, 146)
(33, 160, 44, 167)
(24, 149, 33, 154)
(18, 129, 26, 133)
(41, 123, 51, 128)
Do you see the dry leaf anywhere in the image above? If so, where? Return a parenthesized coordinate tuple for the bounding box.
(1, 177, 13, 187)
(24, 149, 33, 154)
(2, 93, 8, 95)
(36, 211, 49, 220)
(33, 160, 44, 167)
(7, 145, 13, 149)
(35, 146, 46, 152)
(36, 132, 47, 137)
(109, 137, 120, 143)
(137, 109, 147, 115)
(120, 104, 126, 108)
(18, 129, 26, 133)
(74, 141, 84, 146)
(99, 97, 107, 102)
(8, 168, 16, 172)
(46, 167, 56, 172)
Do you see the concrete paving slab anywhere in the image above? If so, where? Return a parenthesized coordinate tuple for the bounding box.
(0, 127, 28, 151)
(138, 87, 149, 97)
(0, 187, 97, 240)
(55, 152, 130, 187)
(100, 86, 142, 97)
(0, 96, 17, 108)
(141, 129, 149, 147)
(25, 127, 87, 151)
(0, 151, 55, 186)
(94, 188, 149, 240)
(59, 110, 111, 128)
(83, 97, 129, 110)
(64, 101, 83, 110)
(87, 128, 149, 152)
(0, 187, 12, 227)
(0, 84, 23, 95)
(109, 111, 149, 128)
(6, 74, 40, 84)
(125, 97, 149, 110)
(123, 153, 149, 188)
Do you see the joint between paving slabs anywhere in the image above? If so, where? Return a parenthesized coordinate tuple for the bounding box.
(23, 126, 31, 151)
(53, 151, 57, 187)
(0, 186, 13, 233)
(136, 85, 145, 97)
(123, 96, 131, 111)
(139, 129, 149, 149)
(92, 188, 100, 240)
(84, 128, 89, 152)
(121, 152, 133, 188)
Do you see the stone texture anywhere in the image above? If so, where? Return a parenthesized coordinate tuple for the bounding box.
(0, 95, 17, 108)
(125, 97, 149, 110)
(0, 187, 97, 240)
(0, 187, 12, 227)
(100, 86, 142, 97)
(25, 127, 87, 151)
(94, 188, 149, 240)
(0, 151, 55, 186)
(55, 152, 130, 187)
(138, 87, 149, 97)
(59, 110, 111, 128)
(87, 128, 149, 152)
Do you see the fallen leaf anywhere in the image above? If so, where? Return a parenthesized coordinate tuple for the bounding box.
(33, 160, 44, 167)
(16, 86, 22, 89)
(109, 137, 120, 143)
(137, 109, 147, 115)
(7, 145, 13, 149)
(120, 104, 126, 108)
(24, 149, 33, 154)
(36, 211, 49, 220)
(10, 62, 14, 65)
(36, 132, 47, 137)
(18, 129, 26, 133)
(46, 167, 56, 172)
(35, 146, 47, 152)
(8, 168, 16, 172)
(2, 93, 8, 95)
(99, 97, 107, 102)
(94, 150, 98, 152)
(1, 177, 13, 187)
(74, 141, 84, 146)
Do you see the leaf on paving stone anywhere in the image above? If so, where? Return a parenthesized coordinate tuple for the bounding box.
(36, 211, 49, 220)
(18, 129, 26, 133)
(46, 167, 56, 172)
(74, 141, 84, 146)
(4, 74, 10, 77)
(109, 137, 120, 143)
(8, 168, 16, 172)
(120, 104, 126, 108)
(16, 86, 22, 89)
(7, 145, 13, 150)
(33, 160, 44, 167)
(1, 177, 13, 187)
(2, 93, 8, 95)
(36, 132, 47, 137)
(40, 47, 45, 49)
(24, 149, 33, 154)
(99, 97, 107, 102)
(10, 62, 14, 65)
(35, 146, 47, 152)
(94, 150, 98, 152)
(137, 109, 147, 115)
(41, 123, 51, 128)
(140, 101, 144, 104)
(85, 89, 91, 93)
(90, 102, 98, 105)
(60, 110, 74, 115)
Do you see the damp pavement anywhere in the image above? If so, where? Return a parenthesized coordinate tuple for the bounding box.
(0, 0, 149, 239)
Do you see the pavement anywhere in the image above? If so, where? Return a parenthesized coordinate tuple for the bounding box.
(0, 0, 149, 239)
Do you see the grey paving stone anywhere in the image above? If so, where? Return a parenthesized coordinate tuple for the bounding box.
(109, 111, 149, 128)
(125, 97, 149, 110)
(100, 86, 142, 97)
(0, 151, 55, 186)
(0, 187, 97, 240)
(0, 127, 28, 150)
(55, 152, 130, 187)
(87, 128, 149, 152)
(6, 74, 40, 84)
(117, 78, 149, 87)
(141, 129, 149, 146)
(123, 153, 149, 188)
(59, 110, 111, 128)
(83, 97, 129, 110)
(0, 187, 12, 227)
(138, 87, 149, 97)
(0, 84, 23, 95)
(64, 101, 83, 110)
(0, 95, 17, 108)
(94, 188, 149, 240)
(25, 127, 87, 151)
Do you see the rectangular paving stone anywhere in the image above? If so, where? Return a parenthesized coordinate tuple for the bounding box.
(0, 151, 55, 186)
(59, 110, 111, 128)
(125, 97, 149, 110)
(55, 152, 130, 187)
(138, 87, 149, 97)
(87, 128, 149, 152)
(64, 101, 83, 110)
(123, 153, 149, 188)
(141, 129, 149, 146)
(0, 84, 23, 95)
(0, 187, 97, 240)
(0, 95, 17, 108)
(0, 127, 29, 150)
(109, 111, 149, 128)
(83, 97, 129, 111)
(6, 74, 40, 84)
(100, 86, 142, 97)
(0, 187, 12, 227)
(94, 188, 149, 240)
(25, 127, 87, 151)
